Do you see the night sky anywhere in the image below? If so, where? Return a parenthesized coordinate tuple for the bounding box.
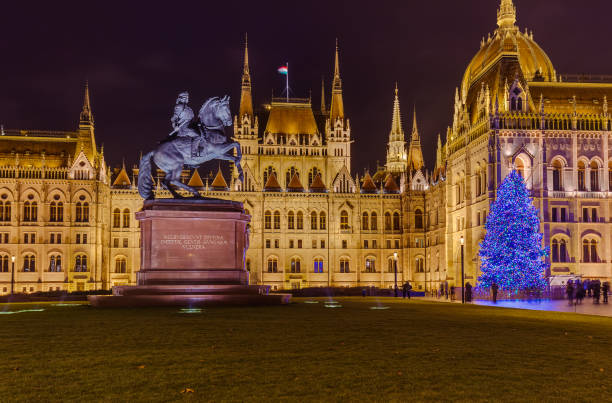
(1, 0, 610, 174)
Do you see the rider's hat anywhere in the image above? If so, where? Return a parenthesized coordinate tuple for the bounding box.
(176, 92, 189, 104)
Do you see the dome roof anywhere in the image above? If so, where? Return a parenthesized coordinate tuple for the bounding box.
(461, 0, 556, 96)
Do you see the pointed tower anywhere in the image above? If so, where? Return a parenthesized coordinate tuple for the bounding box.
(320, 78, 326, 114)
(406, 107, 425, 172)
(326, 40, 351, 184)
(385, 84, 407, 174)
(77, 81, 97, 162)
(234, 34, 259, 182)
(497, 0, 516, 30)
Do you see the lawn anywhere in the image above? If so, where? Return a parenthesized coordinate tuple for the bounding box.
(0, 298, 610, 402)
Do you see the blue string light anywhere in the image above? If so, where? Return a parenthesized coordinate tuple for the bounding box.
(478, 170, 548, 291)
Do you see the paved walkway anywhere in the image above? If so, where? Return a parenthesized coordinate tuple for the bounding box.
(420, 295, 612, 317)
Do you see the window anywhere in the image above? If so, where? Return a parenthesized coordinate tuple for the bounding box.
(312, 240, 317, 249)
(308, 168, 320, 187)
(50, 201, 64, 222)
(123, 209, 130, 228)
(578, 161, 586, 191)
(290, 258, 301, 273)
(372, 240, 377, 249)
(561, 208, 567, 222)
(83, 234, 87, 244)
(264, 211, 272, 229)
(314, 258, 324, 273)
(583, 208, 589, 222)
(583, 240, 599, 263)
(371, 212, 378, 231)
(342, 240, 347, 249)
(393, 213, 400, 231)
(311, 212, 317, 230)
(297, 240, 302, 248)
(388, 257, 396, 273)
(552, 160, 562, 191)
(319, 212, 326, 230)
(289, 240, 294, 249)
(74, 255, 88, 272)
(288, 211, 295, 229)
(385, 212, 392, 231)
(340, 210, 349, 230)
(297, 211, 303, 230)
(274, 211, 281, 229)
(23, 255, 36, 272)
(395, 240, 400, 249)
(590, 240, 598, 263)
(590, 161, 600, 191)
(113, 238, 119, 248)
(362, 212, 369, 230)
(23, 201, 37, 222)
(285, 167, 299, 188)
(0, 255, 9, 272)
(267, 258, 278, 273)
(274, 239, 279, 248)
(560, 240, 568, 263)
(0, 233, 7, 244)
(49, 255, 62, 272)
(113, 209, 121, 228)
(415, 257, 425, 273)
(386, 240, 391, 249)
(266, 239, 271, 249)
(0, 201, 11, 221)
(320, 240, 325, 249)
(552, 240, 559, 262)
(552, 208, 558, 222)
(415, 210, 423, 229)
(123, 238, 128, 248)
(263, 166, 276, 186)
(115, 257, 127, 273)
(364, 240, 369, 249)
(340, 258, 350, 273)
(365, 257, 376, 273)
(76, 234, 81, 244)
(591, 208, 598, 223)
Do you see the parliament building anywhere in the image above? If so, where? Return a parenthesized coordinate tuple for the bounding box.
(1, 0, 611, 294)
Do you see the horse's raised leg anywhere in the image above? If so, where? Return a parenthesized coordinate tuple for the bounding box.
(168, 168, 201, 198)
(215, 142, 244, 183)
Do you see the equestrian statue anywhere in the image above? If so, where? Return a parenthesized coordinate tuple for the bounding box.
(138, 92, 243, 199)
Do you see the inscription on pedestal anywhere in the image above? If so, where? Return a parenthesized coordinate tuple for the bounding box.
(160, 234, 229, 250)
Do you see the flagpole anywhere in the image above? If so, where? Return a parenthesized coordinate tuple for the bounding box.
(286, 62, 289, 102)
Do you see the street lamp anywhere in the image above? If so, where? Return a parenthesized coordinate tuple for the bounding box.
(460, 236, 465, 304)
(393, 252, 398, 297)
(10, 255, 15, 295)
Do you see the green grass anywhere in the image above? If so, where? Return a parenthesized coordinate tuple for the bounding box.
(0, 298, 610, 402)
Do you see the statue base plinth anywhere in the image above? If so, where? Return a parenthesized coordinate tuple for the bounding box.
(89, 199, 291, 307)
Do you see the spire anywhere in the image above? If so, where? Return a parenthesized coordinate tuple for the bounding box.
(329, 39, 344, 122)
(79, 81, 94, 125)
(320, 77, 326, 114)
(390, 83, 404, 141)
(497, 0, 516, 29)
(411, 105, 420, 141)
(239, 33, 253, 118)
(406, 106, 424, 171)
(435, 133, 442, 169)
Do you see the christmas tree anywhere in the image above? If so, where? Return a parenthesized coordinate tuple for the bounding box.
(478, 170, 548, 291)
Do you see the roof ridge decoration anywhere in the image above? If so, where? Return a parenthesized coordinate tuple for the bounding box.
(497, 0, 516, 30)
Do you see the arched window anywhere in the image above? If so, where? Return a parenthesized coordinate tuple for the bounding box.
(371, 212, 378, 231)
(274, 211, 281, 229)
(578, 161, 586, 191)
(311, 212, 317, 230)
(123, 208, 130, 228)
(75, 202, 82, 222)
(267, 257, 278, 273)
(23, 201, 37, 222)
(74, 255, 88, 272)
(50, 201, 57, 222)
(415, 209, 423, 229)
(285, 167, 299, 187)
(57, 202, 64, 222)
(340, 210, 349, 230)
(415, 257, 425, 273)
(384, 212, 392, 231)
(264, 211, 272, 229)
(319, 212, 326, 230)
(517, 97, 523, 111)
(115, 257, 127, 273)
(475, 172, 482, 196)
(515, 159, 525, 179)
(583, 239, 590, 263)
(49, 255, 62, 272)
(365, 257, 376, 273)
(590, 161, 600, 191)
(1, 201, 10, 222)
(0, 255, 9, 272)
(393, 212, 400, 231)
(590, 240, 598, 263)
(82, 202, 89, 222)
(23, 254, 36, 272)
(113, 208, 121, 228)
(296, 211, 303, 230)
(340, 258, 350, 273)
(388, 257, 396, 273)
(290, 258, 301, 273)
(314, 258, 324, 273)
(362, 212, 369, 230)
(552, 160, 563, 191)
(288, 211, 295, 230)
(560, 240, 568, 263)
(552, 239, 559, 262)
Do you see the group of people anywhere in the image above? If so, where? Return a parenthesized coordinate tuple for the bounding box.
(566, 279, 609, 305)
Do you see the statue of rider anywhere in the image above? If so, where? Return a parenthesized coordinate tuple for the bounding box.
(170, 91, 202, 157)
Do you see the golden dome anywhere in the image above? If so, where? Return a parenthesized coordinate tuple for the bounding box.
(461, 0, 556, 96)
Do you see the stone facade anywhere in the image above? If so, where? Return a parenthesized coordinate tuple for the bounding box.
(1, 0, 611, 295)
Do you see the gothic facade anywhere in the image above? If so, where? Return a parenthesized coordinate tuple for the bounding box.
(1, 0, 611, 295)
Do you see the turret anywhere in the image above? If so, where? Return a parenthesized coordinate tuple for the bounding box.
(77, 81, 97, 162)
(385, 83, 407, 174)
(406, 106, 424, 172)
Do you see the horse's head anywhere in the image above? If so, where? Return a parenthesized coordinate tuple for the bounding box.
(199, 95, 232, 129)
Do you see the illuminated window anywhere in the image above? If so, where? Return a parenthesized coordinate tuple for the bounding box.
(340, 210, 349, 230)
(264, 211, 271, 229)
(365, 257, 376, 273)
(393, 212, 400, 231)
(115, 257, 127, 273)
(415, 209, 423, 229)
(578, 161, 586, 191)
(385, 212, 392, 231)
(274, 211, 281, 229)
(0, 255, 9, 272)
(296, 211, 303, 230)
(123, 209, 130, 228)
(319, 212, 326, 230)
(340, 258, 350, 273)
(49, 255, 62, 272)
(590, 161, 600, 191)
(314, 258, 324, 273)
(23, 254, 36, 272)
(288, 211, 295, 230)
(74, 255, 88, 272)
(362, 212, 369, 230)
(290, 258, 301, 273)
(267, 257, 278, 273)
(311, 212, 317, 230)
(113, 209, 121, 228)
(370, 212, 377, 231)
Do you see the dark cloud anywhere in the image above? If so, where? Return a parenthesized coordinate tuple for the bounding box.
(1, 0, 610, 172)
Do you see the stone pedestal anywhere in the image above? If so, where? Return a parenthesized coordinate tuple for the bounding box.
(89, 199, 290, 307)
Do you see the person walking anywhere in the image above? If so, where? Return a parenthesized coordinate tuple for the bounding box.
(602, 282, 609, 304)
(491, 283, 499, 303)
(593, 281, 601, 304)
(445, 282, 449, 300)
(465, 282, 473, 303)
(566, 280, 574, 306)
(402, 283, 407, 299)
(450, 286, 455, 301)
(404, 281, 412, 300)
(576, 283, 585, 305)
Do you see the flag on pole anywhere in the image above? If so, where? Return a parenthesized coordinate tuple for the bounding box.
(277, 66, 288, 75)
